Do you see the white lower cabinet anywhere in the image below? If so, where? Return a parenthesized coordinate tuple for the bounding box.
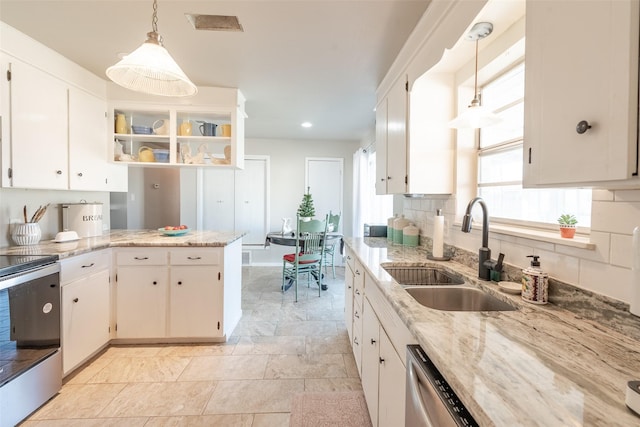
(114, 245, 238, 341)
(116, 265, 168, 339)
(343, 258, 415, 427)
(362, 298, 380, 427)
(60, 250, 111, 376)
(344, 260, 355, 342)
(169, 265, 223, 338)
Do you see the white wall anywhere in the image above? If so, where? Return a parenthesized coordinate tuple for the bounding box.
(0, 188, 111, 247)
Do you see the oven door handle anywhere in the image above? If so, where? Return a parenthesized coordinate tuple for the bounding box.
(407, 356, 437, 427)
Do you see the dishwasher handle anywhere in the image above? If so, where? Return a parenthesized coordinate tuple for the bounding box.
(407, 355, 437, 427)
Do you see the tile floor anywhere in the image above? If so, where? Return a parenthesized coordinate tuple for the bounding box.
(21, 266, 361, 426)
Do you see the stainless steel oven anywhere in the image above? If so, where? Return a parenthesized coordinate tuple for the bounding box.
(406, 345, 479, 427)
(0, 254, 61, 426)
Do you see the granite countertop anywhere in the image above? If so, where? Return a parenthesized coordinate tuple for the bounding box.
(0, 229, 246, 259)
(344, 237, 640, 427)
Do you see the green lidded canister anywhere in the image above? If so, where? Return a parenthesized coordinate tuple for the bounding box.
(387, 214, 397, 242)
(403, 223, 419, 247)
(393, 215, 410, 245)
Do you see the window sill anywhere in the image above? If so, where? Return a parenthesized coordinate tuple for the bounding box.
(489, 223, 595, 250)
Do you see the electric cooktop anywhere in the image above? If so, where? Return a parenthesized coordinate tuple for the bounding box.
(0, 254, 59, 279)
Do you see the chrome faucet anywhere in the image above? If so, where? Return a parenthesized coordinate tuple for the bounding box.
(461, 197, 492, 280)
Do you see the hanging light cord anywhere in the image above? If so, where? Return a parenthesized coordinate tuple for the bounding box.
(151, 0, 158, 34)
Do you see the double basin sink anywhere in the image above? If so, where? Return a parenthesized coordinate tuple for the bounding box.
(382, 265, 515, 312)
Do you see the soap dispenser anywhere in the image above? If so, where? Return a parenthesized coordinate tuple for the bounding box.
(522, 255, 548, 304)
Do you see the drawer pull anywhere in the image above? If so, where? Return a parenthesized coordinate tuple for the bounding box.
(187, 256, 202, 260)
(73, 297, 79, 303)
(353, 337, 359, 346)
(379, 357, 385, 364)
(371, 339, 376, 345)
(355, 289, 361, 295)
(354, 311, 360, 319)
(355, 270, 361, 275)
(134, 256, 149, 260)
(81, 263, 95, 268)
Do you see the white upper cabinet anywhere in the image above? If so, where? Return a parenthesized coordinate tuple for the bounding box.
(3, 57, 69, 190)
(376, 75, 408, 195)
(523, 0, 640, 187)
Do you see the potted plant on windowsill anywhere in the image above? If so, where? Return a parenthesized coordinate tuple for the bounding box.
(558, 214, 578, 238)
(297, 187, 316, 221)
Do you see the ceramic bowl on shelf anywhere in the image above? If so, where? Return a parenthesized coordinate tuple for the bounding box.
(132, 125, 153, 135)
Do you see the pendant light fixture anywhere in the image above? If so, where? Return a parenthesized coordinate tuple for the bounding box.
(449, 22, 501, 129)
(106, 0, 197, 97)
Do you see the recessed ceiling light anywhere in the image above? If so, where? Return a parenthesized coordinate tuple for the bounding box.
(301, 122, 312, 128)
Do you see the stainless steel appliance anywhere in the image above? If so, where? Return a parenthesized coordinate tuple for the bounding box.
(0, 254, 61, 426)
(406, 345, 479, 427)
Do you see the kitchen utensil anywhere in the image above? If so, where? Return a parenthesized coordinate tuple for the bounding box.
(138, 146, 156, 162)
(179, 120, 193, 136)
(132, 125, 153, 134)
(218, 124, 232, 137)
(23, 205, 27, 223)
(199, 122, 217, 136)
(152, 119, 169, 135)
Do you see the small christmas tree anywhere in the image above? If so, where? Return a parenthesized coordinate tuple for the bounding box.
(297, 187, 316, 218)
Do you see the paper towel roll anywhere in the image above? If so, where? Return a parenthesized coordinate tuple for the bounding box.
(433, 212, 444, 258)
(631, 227, 640, 317)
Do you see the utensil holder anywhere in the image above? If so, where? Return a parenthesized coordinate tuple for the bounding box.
(12, 223, 42, 246)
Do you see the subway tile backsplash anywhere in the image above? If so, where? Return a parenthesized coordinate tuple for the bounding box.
(400, 188, 640, 307)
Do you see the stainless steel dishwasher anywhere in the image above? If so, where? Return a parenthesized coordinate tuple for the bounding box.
(406, 345, 479, 427)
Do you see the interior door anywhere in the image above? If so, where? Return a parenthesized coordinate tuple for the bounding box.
(305, 157, 343, 229)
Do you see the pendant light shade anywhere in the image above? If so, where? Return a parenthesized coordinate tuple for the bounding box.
(449, 22, 500, 129)
(106, 0, 197, 97)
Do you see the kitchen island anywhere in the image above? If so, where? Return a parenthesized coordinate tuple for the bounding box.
(345, 237, 640, 426)
(0, 229, 245, 376)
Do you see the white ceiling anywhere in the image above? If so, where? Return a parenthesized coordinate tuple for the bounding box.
(0, 0, 431, 141)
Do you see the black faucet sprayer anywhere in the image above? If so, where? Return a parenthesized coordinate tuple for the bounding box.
(461, 197, 492, 280)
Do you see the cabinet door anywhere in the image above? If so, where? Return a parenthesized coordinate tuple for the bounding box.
(235, 157, 268, 245)
(116, 266, 167, 338)
(202, 168, 235, 230)
(361, 298, 380, 427)
(344, 263, 354, 342)
(8, 58, 68, 189)
(169, 266, 223, 338)
(378, 330, 406, 427)
(524, 0, 639, 186)
(386, 76, 408, 194)
(352, 300, 363, 377)
(69, 88, 109, 190)
(61, 269, 110, 375)
(375, 98, 389, 195)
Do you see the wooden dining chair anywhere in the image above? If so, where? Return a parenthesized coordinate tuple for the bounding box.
(323, 211, 341, 278)
(282, 214, 329, 302)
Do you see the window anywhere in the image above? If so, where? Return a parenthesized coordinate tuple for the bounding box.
(477, 62, 592, 227)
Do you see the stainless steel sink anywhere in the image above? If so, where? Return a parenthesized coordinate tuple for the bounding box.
(382, 266, 465, 286)
(405, 286, 516, 311)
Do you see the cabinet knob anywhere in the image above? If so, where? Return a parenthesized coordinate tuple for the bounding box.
(354, 311, 360, 319)
(347, 285, 352, 289)
(152, 281, 157, 285)
(355, 289, 361, 295)
(370, 338, 376, 345)
(56, 170, 62, 175)
(73, 297, 79, 303)
(77, 172, 83, 177)
(379, 357, 385, 364)
(353, 337, 359, 346)
(178, 281, 183, 285)
(576, 120, 592, 134)
(387, 176, 392, 180)
(380, 178, 385, 182)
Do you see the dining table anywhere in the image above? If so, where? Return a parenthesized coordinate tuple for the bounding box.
(264, 231, 344, 252)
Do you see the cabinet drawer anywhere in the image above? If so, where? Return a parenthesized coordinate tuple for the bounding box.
(169, 249, 221, 265)
(60, 249, 110, 285)
(116, 249, 167, 266)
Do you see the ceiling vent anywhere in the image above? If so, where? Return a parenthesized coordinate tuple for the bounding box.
(185, 14, 244, 32)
